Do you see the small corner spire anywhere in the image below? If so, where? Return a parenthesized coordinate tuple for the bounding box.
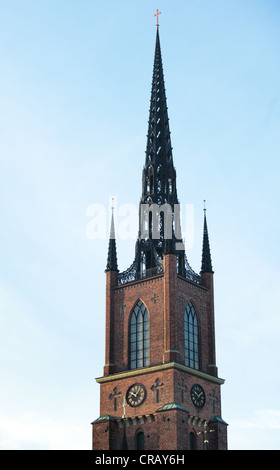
(105, 199, 118, 272)
(201, 201, 214, 274)
(109, 199, 116, 240)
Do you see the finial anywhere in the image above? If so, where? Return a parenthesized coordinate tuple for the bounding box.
(111, 197, 115, 214)
(203, 199, 206, 213)
(154, 9, 161, 29)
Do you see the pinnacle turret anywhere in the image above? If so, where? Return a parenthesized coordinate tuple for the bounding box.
(105, 209, 118, 272)
(201, 208, 213, 274)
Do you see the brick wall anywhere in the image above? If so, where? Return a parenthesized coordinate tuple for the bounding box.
(92, 252, 227, 450)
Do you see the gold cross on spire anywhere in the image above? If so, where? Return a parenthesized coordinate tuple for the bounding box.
(154, 9, 161, 29)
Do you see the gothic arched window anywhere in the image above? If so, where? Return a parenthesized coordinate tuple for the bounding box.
(189, 431, 197, 450)
(130, 301, 150, 370)
(184, 302, 199, 370)
(136, 430, 145, 450)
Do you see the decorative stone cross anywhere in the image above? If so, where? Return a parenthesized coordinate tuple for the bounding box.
(151, 378, 164, 403)
(177, 378, 187, 402)
(208, 389, 218, 414)
(151, 294, 159, 304)
(109, 387, 122, 412)
(120, 303, 126, 314)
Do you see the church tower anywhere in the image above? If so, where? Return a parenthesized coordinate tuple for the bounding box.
(91, 25, 228, 451)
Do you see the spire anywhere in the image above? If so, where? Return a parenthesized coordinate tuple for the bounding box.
(132, 27, 186, 277)
(137, 28, 182, 264)
(201, 204, 213, 274)
(142, 28, 178, 207)
(105, 205, 118, 272)
(118, 27, 201, 286)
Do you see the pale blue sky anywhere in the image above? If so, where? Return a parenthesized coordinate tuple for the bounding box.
(0, 0, 280, 449)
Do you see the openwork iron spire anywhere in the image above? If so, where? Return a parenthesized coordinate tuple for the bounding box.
(201, 207, 213, 274)
(117, 29, 201, 286)
(142, 29, 178, 207)
(132, 28, 185, 279)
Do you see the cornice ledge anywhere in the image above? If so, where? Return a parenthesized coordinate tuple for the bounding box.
(95, 362, 225, 385)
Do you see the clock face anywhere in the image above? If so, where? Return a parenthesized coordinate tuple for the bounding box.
(126, 383, 146, 408)
(191, 384, 206, 408)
